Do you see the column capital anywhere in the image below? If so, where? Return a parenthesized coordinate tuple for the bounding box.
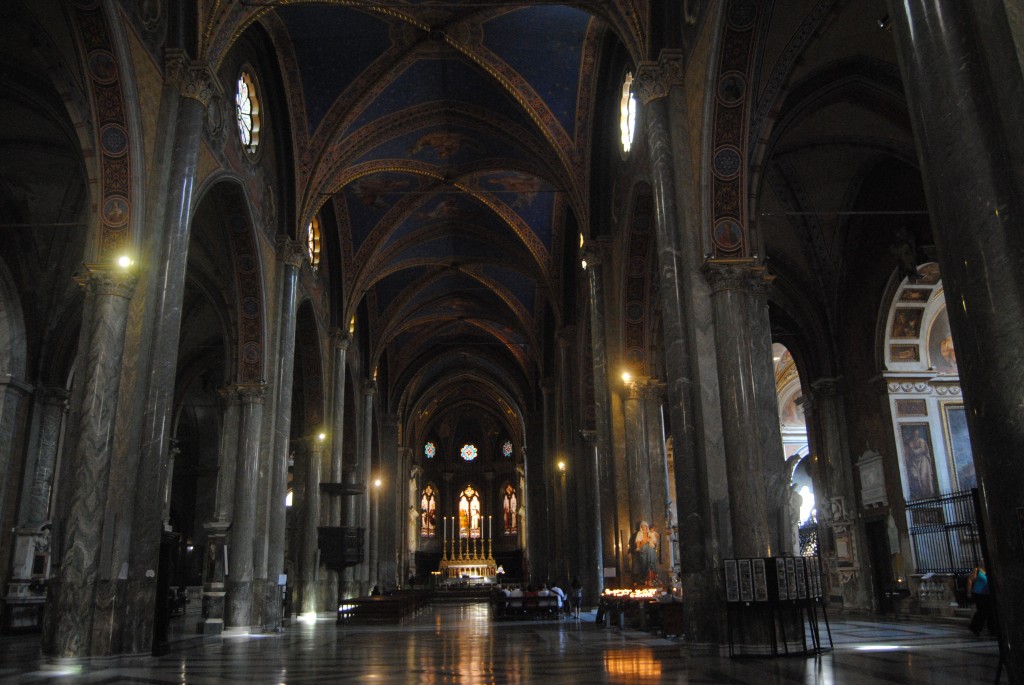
(75, 266, 138, 299)
(235, 382, 267, 405)
(361, 378, 377, 396)
(330, 328, 352, 351)
(639, 377, 666, 401)
(580, 429, 597, 445)
(164, 49, 221, 108)
(581, 237, 610, 268)
(277, 237, 307, 269)
(622, 376, 648, 400)
(810, 377, 842, 398)
(634, 49, 685, 104)
(702, 260, 773, 296)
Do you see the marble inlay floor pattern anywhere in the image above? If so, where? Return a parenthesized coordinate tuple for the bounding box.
(0, 604, 1003, 683)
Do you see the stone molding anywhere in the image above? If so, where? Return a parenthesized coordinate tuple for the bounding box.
(75, 266, 138, 300)
(277, 237, 307, 269)
(634, 50, 685, 104)
(702, 261, 773, 295)
(165, 49, 221, 108)
(330, 328, 352, 351)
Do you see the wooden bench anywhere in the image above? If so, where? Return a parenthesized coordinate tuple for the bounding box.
(336, 591, 430, 624)
(494, 594, 563, 620)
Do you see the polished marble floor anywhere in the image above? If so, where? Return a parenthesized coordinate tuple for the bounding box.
(0, 604, 1004, 684)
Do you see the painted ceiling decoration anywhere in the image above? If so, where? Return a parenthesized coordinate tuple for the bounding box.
(201, 0, 649, 424)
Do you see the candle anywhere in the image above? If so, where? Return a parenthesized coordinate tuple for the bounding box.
(489, 515, 492, 541)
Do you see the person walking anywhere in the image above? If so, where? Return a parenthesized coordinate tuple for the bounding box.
(967, 566, 997, 637)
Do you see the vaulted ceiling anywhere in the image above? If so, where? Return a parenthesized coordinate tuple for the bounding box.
(205, 1, 647, 440)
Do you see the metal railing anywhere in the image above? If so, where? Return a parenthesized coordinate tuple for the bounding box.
(906, 488, 983, 575)
(798, 517, 819, 557)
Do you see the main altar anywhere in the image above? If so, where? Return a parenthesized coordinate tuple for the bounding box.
(438, 515, 497, 583)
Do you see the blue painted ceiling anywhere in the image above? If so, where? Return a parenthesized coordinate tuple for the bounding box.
(266, 1, 610, 421)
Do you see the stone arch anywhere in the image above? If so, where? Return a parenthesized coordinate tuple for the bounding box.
(191, 175, 268, 385)
(621, 184, 656, 378)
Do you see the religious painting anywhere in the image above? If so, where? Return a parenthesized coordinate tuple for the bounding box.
(420, 485, 437, 537)
(891, 308, 924, 339)
(943, 404, 976, 490)
(459, 485, 481, 538)
(900, 288, 931, 302)
(927, 307, 957, 373)
(890, 344, 920, 362)
(900, 423, 939, 500)
(502, 483, 518, 535)
(895, 399, 928, 417)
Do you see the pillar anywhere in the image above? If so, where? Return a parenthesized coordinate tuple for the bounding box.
(641, 380, 674, 583)
(704, 263, 784, 558)
(223, 384, 266, 632)
(358, 379, 376, 595)
(581, 239, 619, 579)
(378, 414, 399, 589)
(50, 268, 136, 658)
(888, 3, 1024, 675)
(621, 376, 652, 566)
(19, 388, 68, 528)
(299, 434, 324, 615)
(635, 51, 718, 642)
(263, 238, 304, 629)
(328, 331, 350, 525)
(579, 430, 604, 603)
(120, 51, 218, 655)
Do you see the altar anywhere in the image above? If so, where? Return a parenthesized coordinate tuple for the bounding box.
(437, 514, 497, 584)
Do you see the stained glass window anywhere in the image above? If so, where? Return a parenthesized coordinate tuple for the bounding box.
(619, 71, 636, 153)
(306, 216, 321, 269)
(460, 444, 477, 461)
(420, 485, 437, 537)
(458, 485, 481, 538)
(235, 71, 260, 153)
(502, 483, 518, 535)
(502, 440, 513, 458)
(424, 441, 436, 459)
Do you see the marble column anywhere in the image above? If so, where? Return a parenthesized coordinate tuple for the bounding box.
(641, 381, 674, 580)
(52, 268, 136, 658)
(223, 384, 266, 632)
(328, 331, 350, 526)
(299, 435, 324, 615)
(0, 379, 31, 535)
(581, 239, 619, 577)
(263, 239, 304, 629)
(357, 379, 376, 595)
(579, 430, 603, 602)
(530, 383, 553, 582)
(121, 52, 219, 655)
(888, 3, 1024, 676)
(621, 377, 652, 555)
(805, 378, 869, 607)
(19, 388, 68, 528)
(704, 263, 783, 558)
(212, 387, 242, 524)
(378, 414, 399, 589)
(636, 51, 718, 641)
(556, 328, 577, 580)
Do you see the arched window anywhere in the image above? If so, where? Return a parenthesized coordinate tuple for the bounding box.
(502, 483, 518, 535)
(305, 216, 321, 269)
(235, 70, 261, 153)
(420, 485, 437, 537)
(458, 485, 481, 538)
(619, 71, 636, 154)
